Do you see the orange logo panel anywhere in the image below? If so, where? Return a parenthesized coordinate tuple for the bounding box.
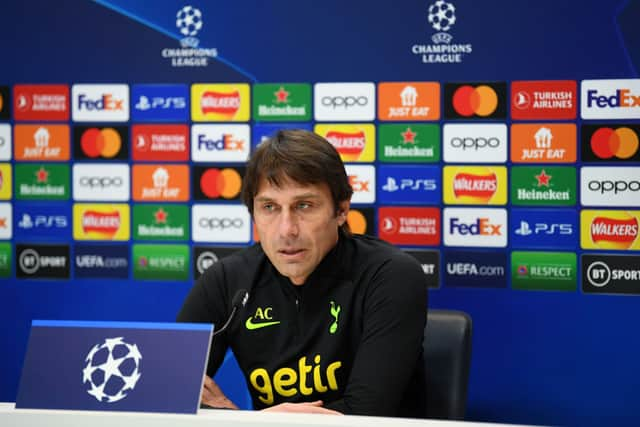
(511, 124, 576, 163)
(132, 165, 190, 201)
(14, 124, 70, 161)
(378, 82, 440, 121)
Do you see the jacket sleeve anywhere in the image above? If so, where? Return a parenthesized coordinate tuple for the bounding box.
(176, 262, 231, 377)
(324, 252, 428, 416)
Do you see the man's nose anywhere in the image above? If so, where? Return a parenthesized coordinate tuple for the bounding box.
(278, 209, 299, 237)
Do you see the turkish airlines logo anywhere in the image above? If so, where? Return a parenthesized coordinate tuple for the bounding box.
(192, 204, 251, 243)
(72, 84, 129, 122)
(345, 165, 375, 204)
(581, 79, 640, 119)
(581, 125, 640, 162)
(73, 204, 130, 241)
(378, 207, 440, 245)
(131, 124, 189, 161)
(581, 167, 640, 207)
(314, 83, 375, 121)
(510, 80, 577, 120)
(72, 164, 130, 201)
(13, 84, 69, 121)
(443, 124, 507, 163)
(444, 208, 507, 247)
(581, 210, 640, 250)
(445, 82, 506, 119)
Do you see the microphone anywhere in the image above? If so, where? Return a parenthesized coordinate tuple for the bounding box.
(212, 289, 249, 337)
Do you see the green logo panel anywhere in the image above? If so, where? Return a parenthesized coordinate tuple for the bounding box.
(132, 244, 189, 281)
(0, 243, 11, 277)
(510, 166, 576, 206)
(133, 204, 189, 241)
(511, 251, 577, 291)
(378, 124, 440, 162)
(252, 83, 311, 121)
(15, 164, 70, 200)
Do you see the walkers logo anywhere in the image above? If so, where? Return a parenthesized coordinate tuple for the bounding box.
(131, 84, 188, 122)
(411, 1, 473, 64)
(511, 251, 576, 291)
(314, 124, 375, 162)
(442, 124, 507, 163)
(581, 79, 640, 119)
(72, 164, 130, 202)
(0, 203, 11, 239)
(193, 246, 240, 279)
(252, 83, 311, 122)
(581, 210, 640, 250)
(581, 124, 640, 163)
(133, 204, 188, 241)
(511, 81, 577, 120)
(74, 244, 129, 279)
(0, 86, 10, 120)
(16, 244, 69, 279)
(14, 202, 71, 241)
(314, 83, 375, 122)
(510, 124, 576, 163)
(71, 84, 129, 122)
(443, 166, 507, 205)
(444, 250, 507, 288)
(73, 126, 128, 160)
(0, 242, 10, 278)
(445, 82, 507, 119)
(132, 165, 189, 202)
(581, 167, 640, 207)
(15, 164, 69, 201)
(582, 254, 640, 295)
(0, 124, 11, 160)
(378, 165, 440, 204)
(510, 166, 576, 206)
(131, 124, 189, 162)
(133, 244, 189, 281)
(73, 204, 130, 241)
(405, 250, 440, 288)
(378, 207, 440, 245)
(378, 124, 439, 163)
(191, 124, 250, 162)
(377, 82, 440, 120)
(444, 208, 507, 247)
(191, 84, 250, 121)
(346, 207, 374, 235)
(345, 165, 375, 204)
(13, 84, 69, 121)
(193, 166, 244, 200)
(14, 125, 70, 161)
(192, 204, 251, 243)
(0, 164, 11, 199)
(510, 208, 577, 249)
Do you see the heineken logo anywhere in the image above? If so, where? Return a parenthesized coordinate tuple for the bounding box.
(253, 83, 311, 121)
(133, 204, 188, 241)
(511, 166, 576, 206)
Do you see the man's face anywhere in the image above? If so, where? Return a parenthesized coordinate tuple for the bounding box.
(253, 177, 349, 285)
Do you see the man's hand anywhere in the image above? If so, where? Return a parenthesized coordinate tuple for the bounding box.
(262, 400, 342, 415)
(201, 376, 239, 409)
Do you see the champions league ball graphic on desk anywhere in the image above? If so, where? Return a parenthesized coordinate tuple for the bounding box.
(82, 337, 142, 403)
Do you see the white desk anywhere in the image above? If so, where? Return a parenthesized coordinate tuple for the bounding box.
(0, 402, 535, 427)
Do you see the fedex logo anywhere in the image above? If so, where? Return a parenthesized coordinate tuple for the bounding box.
(72, 84, 129, 122)
(345, 165, 375, 204)
(191, 124, 250, 162)
(581, 79, 640, 119)
(444, 208, 507, 247)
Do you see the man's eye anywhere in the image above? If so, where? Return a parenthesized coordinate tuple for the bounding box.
(297, 202, 311, 210)
(262, 204, 275, 212)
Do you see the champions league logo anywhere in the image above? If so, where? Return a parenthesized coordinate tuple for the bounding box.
(82, 337, 142, 403)
(161, 5, 217, 67)
(411, 1, 473, 64)
(176, 5, 203, 47)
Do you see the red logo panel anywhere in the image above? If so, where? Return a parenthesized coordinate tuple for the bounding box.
(378, 207, 441, 245)
(511, 80, 577, 120)
(13, 84, 69, 121)
(131, 124, 189, 161)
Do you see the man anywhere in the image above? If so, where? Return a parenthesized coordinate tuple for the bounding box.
(177, 129, 428, 417)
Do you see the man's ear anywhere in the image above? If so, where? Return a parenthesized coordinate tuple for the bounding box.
(336, 200, 351, 225)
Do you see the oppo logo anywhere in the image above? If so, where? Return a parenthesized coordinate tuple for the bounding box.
(321, 96, 368, 108)
(198, 217, 244, 229)
(587, 180, 640, 194)
(450, 137, 500, 150)
(79, 176, 124, 188)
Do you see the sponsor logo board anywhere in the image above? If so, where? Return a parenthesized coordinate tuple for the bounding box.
(13, 84, 70, 121)
(192, 204, 251, 243)
(378, 206, 440, 245)
(193, 166, 244, 201)
(510, 208, 577, 249)
(510, 166, 576, 206)
(404, 249, 440, 288)
(314, 83, 375, 121)
(581, 79, 640, 119)
(73, 203, 130, 241)
(444, 208, 507, 247)
(444, 250, 507, 288)
(73, 126, 128, 160)
(510, 124, 577, 163)
(582, 254, 640, 294)
(252, 83, 311, 121)
(378, 165, 440, 205)
(14, 202, 71, 241)
(191, 83, 250, 121)
(314, 124, 375, 162)
(377, 82, 440, 121)
(14, 125, 70, 161)
(72, 164, 130, 201)
(191, 124, 250, 162)
(16, 244, 69, 279)
(132, 165, 189, 202)
(581, 210, 640, 250)
(443, 166, 507, 205)
(581, 167, 640, 207)
(252, 123, 313, 149)
(444, 82, 507, 119)
(581, 124, 640, 163)
(0, 163, 12, 199)
(443, 123, 507, 163)
(0, 124, 11, 160)
(378, 124, 439, 163)
(511, 251, 577, 291)
(133, 244, 189, 281)
(511, 80, 577, 120)
(346, 207, 374, 235)
(131, 124, 189, 161)
(14, 164, 69, 201)
(74, 244, 129, 279)
(0, 86, 10, 120)
(345, 165, 376, 204)
(0, 202, 12, 239)
(133, 204, 189, 241)
(193, 246, 240, 279)
(130, 84, 189, 122)
(0, 242, 10, 277)
(71, 84, 129, 122)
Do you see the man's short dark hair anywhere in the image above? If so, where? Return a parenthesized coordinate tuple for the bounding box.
(241, 129, 353, 233)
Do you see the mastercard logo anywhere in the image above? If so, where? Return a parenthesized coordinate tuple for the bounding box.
(200, 168, 242, 199)
(347, 209, 368, 235)
(452, 85, 498, 117)
(590, 127, 639, 159)
(81, 128, 122, 158)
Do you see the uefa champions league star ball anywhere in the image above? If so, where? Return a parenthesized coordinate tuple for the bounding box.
(427, 0, 456, 32)
(82, 337, 142, 403)
(176, 6, 203, 37)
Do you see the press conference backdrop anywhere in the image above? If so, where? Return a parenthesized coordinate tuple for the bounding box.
(0, 0, 639, 425)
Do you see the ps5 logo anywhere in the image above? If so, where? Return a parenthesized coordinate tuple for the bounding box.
(134, 96, 186, 111)
(18, 213, 67, 229)
(514, 220, 573, 236)
(381, 177, 437, 192)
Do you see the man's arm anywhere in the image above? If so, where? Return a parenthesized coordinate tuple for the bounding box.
(324, 253, 428, 416)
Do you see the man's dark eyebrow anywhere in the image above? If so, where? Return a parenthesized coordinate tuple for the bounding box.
(255, 193, 321, 202)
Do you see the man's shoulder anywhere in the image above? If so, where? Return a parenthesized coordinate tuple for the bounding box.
(201, 244, 267, 283)
(348, 233, 416, 265)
